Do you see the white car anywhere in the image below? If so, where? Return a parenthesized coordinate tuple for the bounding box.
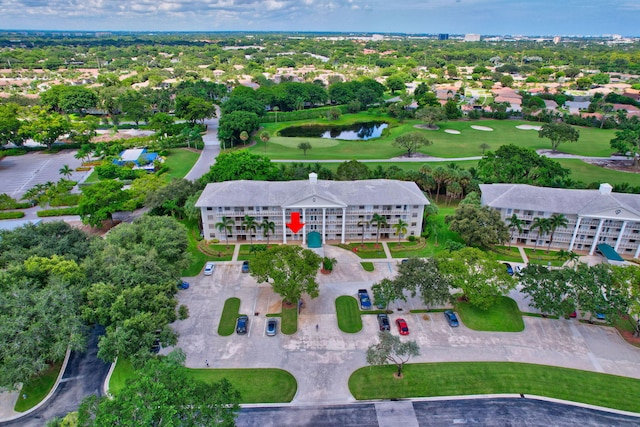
(203, 261, 215, 275)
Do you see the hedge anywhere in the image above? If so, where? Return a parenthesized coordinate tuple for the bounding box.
(0, 211, 25, 219)
(262, 105, 350, 123)
(37, 207, 79, 217)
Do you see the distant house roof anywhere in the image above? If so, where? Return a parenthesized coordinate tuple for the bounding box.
(120, 148, 145, 162)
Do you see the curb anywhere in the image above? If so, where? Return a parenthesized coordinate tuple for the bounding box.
(0, 347, 72, 423)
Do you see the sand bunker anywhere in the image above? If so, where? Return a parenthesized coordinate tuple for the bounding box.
(471, 125, 494, 131)
(444, 129, 461, 134)
(516, 124, 542, 131)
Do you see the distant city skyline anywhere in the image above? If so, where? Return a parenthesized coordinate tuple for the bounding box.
(1, 0, 639, 37)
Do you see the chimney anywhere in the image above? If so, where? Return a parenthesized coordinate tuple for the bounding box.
(309, 173, 318, 184)
(598, 183, 612, 195)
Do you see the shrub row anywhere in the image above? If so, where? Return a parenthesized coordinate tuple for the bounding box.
(37, 207, 79, 217)
(0, 211, 25, 219)
(263, 105, 350, 123)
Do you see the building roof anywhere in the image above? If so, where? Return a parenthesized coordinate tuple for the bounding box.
(196, 177, 429, 209)
(480, 183, 640, 221)
(596, 244, 624, 262)
(119, 148, 145, 162)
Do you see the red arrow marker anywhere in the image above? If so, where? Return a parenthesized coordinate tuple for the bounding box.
(286, 212, 305, 233)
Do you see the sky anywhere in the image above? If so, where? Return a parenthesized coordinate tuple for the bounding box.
(1, 0, 639, 36)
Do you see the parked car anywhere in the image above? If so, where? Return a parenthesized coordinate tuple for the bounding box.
(377, 314, 390, 331)
(504, 263, 514, 276)
(236, 315, 249, 334)
(358, 289, 372, 310)
(241, 260, 250, 273)
(444, 310, 459, 327)
(266, 318, 278, 336)
(204, 261, 215, 275)
(177, 280, 190, 290)
(396, 318, 409, 335)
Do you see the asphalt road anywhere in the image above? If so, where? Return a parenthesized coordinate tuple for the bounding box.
(0, 326, 111, 427)
(237, 398, 640, 427)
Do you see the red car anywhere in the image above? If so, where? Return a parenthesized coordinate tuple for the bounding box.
(396, 318, 409, 335)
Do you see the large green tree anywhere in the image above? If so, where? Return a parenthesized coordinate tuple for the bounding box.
(250, 245, 322, 304)
(394, 257, 452, 308)
(21, 106, 71, 149)
(437, 247, 515, 310)
(0, 103, 26, 147)
(78, 180, 130, 227)
(446, 204, 509, 248)
(175, 95, 216, 124)
(217, 110, 259, 149)
(477, 144, 570, 186)
(199, 150, 279, 184)
(366, 331, 420, 378)
(519, 265, 575, 317)
(610, 126, 640, 169)
(78, 350, 240, 426)
(392, 131, 432, 157)
(538, 122, 580, 152)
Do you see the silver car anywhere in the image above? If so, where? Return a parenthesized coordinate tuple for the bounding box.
(203, 261, 215, 275)
(266, 318, 278, 336)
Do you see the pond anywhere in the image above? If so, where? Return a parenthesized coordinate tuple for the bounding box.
(279, 122, 388, 140)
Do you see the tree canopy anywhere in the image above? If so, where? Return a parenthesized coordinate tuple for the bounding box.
(392, 131, 432, 157)
(538, 122, 580, 152)
(249, 245, 322, 304)
(199, 150, 280, 184)
(446, 204, 509, 248)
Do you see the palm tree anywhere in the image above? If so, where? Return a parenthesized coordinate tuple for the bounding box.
(239, 131, 249, 146)
(370, 213, 388, 247)
(260, 131, 270, 155)
(506, 214, 525, 248)
(546, 213, 569, 252)
(530, 217, 551, 251)
(392, 219, 408, 243)
(260, 218, 276, 246)
(59, 164, 72, 180)
(556, 249, 580, 268)
(242, 215, 257, 245)
(357, 219, 370, 246)
(215, 216, 235, 247)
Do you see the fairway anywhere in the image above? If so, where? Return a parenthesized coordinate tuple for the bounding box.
(253, 115, 618, 160)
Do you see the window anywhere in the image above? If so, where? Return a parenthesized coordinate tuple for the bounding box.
(411, 222, 416, 227)
(373, 205, 380, 209)
(207, 215, 214, 220)
(206, 207, 212, 211)
(224, 207, 230, 211)
(209, 233, 215, 238)
(507, 209, 512, 214)
(412, 213, 418, 218)
(248, 207, 254, 211)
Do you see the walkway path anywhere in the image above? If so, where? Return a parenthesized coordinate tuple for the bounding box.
(184, 109, 221, 182)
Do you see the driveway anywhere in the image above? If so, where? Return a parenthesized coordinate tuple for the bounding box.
(170, 245, 640, 405)
(184, 112, 220, 182)
(0, 150, 89, 200)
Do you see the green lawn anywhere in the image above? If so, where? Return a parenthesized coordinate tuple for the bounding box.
(162, 148, 201, 180)
(253, 115, 617, 161)
(281, 305, 298, 335)
(108, 358, 135, 395)
(335, 296, 363, 333)
(186, 368, 297, 403)
(179, 219, 209, 276)
(237, 243, 274, 261)
(486, 246, 524, 263)
(361, 262, 375, 272)
(109, 359, 296, 403)
(334, 242, 387, 259)
(524, 248, 566, 267)
(348, 362, 640, 413)
(218, 298, 241, 336)
(14, 362, 62, 412)
(556, 158, 640, 187)
(454, 296, 524, 332)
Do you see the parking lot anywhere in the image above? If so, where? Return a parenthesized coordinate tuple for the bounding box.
(0, 150, 88, 199)
(171, 246, 640, 404)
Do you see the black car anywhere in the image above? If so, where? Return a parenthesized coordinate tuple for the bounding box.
(444, 310, 459, 327)
(241, 260, 249, 273)
(377, 313, 390, 331)
(236, 315, 249, 334)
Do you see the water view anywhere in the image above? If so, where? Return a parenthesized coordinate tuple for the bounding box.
(279, 122, 388, 140)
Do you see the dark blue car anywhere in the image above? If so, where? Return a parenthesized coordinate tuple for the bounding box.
(504, 263, 514, 276)
(444, 310, 459, 327)
(177, 281, 190, 290)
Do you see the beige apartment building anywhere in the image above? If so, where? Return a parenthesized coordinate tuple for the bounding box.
(196, 173, 429, 246)
(481, 183, 640, 259)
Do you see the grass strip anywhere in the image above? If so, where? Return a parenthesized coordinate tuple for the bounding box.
(335, 296, 363, 333)
(349, 361, 640, 413)
(454, 296, 524, 332)
(361, 262, 375, 272)
(218, 298, 241, 336)
(14, 362, 62, 412)
(281, 305, 298, 335)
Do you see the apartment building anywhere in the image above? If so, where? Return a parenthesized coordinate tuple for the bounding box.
(196, 174, 429, 246)
(480, 183, 640, 259)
